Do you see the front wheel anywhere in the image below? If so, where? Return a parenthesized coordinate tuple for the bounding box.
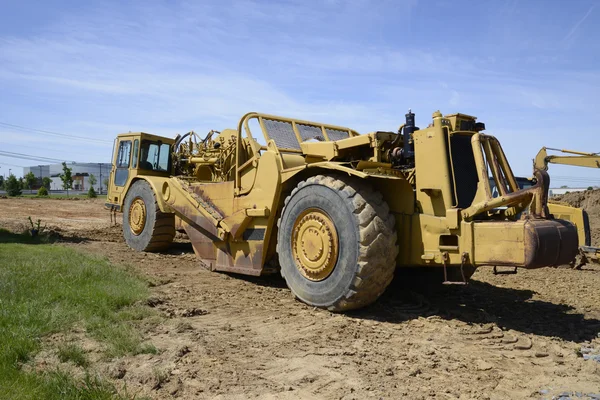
(277, 175, 398, 312)
(123, 180, 175, 252)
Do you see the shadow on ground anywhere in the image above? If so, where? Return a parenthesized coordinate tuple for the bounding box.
(0, 227, 110, 245)
(167, 241, 195, 254)
(0, 228, 58, 244)
(220, 264, 600, 342)
(350, 275, 600, 343)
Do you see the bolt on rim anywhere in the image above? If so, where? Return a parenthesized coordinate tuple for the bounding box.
(129, 197, 147, 236)
(291, 208, 339, 281)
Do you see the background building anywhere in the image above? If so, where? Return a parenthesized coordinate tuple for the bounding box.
(24, 163, 112, 193)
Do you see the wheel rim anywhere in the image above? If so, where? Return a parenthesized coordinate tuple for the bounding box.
(129, 197, 147, 236)
(291, 208, 339, 281)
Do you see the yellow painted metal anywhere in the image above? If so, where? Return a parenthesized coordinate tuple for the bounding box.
(128, 198, 146, 235)
(106, 132, 175, 210)
(291, 208, 339, 281)
(548, 202, 587, 246)
(531, 146, 599, 258)
(535, 147, 600, 171)
(471, 221, 525, 265)
(235, 112, 360, 195)
(107, 108, 578, 281)
(413, 111, 455, 217)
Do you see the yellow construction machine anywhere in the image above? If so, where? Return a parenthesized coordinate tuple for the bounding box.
(106, 110, 578, 311)
(534, 147, 600, 268)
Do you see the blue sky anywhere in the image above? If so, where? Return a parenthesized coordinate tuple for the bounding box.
(0, 0, 599, 187)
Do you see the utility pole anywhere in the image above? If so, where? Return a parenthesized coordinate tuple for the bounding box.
(38, 165, 43, 188)
(99, 163, 102, 194)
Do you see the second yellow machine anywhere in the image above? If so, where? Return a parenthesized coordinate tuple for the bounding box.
(106, 110, 578, 311)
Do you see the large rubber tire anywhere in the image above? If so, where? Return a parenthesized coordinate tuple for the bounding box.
(123, 180, 175, 252)
(277, 175, 398, 312)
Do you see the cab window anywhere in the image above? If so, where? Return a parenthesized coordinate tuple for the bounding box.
(132, 139, 139, 168)
(117, 141, 132, 167)
(139, 140, 170, 172)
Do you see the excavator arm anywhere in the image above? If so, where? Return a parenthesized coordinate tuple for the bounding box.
(533, 147, 600, 268)
(534, 147, 600, 171)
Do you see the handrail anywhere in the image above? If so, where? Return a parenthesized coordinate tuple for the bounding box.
(234, 112, 360, 193)
(463, 134, 549, 220)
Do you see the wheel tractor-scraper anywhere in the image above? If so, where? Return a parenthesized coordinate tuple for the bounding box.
(106, 110, 578, 311)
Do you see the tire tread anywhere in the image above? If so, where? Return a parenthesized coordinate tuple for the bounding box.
(123, 180, 175, 252)
(277, 174, 398, 312)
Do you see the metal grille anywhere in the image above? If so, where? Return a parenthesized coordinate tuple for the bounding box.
(325, 128, 350, 141)
(263, 119, 300, 150)
(297, 124, 325, 142)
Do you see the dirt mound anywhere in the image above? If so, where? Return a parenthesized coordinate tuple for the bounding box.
(554, 189, 600, 214)
(553, 189, 600, 246)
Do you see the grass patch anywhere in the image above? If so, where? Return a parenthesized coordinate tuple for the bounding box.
(0, 235, 155, 399)
(57, 344, 89, 368)
(91, 321, 158, 358)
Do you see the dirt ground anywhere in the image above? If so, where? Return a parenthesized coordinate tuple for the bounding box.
(1, 197, 600, 399)
(554, 189, 600, 247)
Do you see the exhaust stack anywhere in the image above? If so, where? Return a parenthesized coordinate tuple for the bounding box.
(403, 109, 416, 164)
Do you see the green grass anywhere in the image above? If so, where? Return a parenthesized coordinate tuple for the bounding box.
(0, 229, 155, 399)
(57, 344, 89, 368)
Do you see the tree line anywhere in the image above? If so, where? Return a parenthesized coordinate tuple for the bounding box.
(1, 162, 108, 197)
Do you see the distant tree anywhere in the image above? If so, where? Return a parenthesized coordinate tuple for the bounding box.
(5, 174, 22, 197)
(88, 173, 97, 188)
(42, 177, 51, 189)
(37, 186, 49, 197)
(588, 186, 594, 191)
(0, 175, 4, 189)
(24, 172, 37, 193)
(60, 162, 74, 196)
(102, 177, 109, 194)
(560, 185, 568, 189)
(87, 186, 97, 198)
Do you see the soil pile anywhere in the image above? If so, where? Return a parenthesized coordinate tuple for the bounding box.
(554, 189, 600, 246)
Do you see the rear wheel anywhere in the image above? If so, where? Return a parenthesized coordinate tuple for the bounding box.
(123, 180, 175, 252)
(277, 175, 398, 311)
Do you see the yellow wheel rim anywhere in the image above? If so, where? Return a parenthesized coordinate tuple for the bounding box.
(292, 208, 339, 282)
(129, 197, 147, 236)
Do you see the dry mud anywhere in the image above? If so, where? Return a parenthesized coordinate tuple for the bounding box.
(1, 197, 600, 399)
(554, 189, 600, 247)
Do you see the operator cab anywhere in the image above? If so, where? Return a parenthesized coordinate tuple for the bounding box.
(106, 132, 174, 210)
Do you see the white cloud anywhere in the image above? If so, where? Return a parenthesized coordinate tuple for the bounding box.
(0, 0, 598, 184)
